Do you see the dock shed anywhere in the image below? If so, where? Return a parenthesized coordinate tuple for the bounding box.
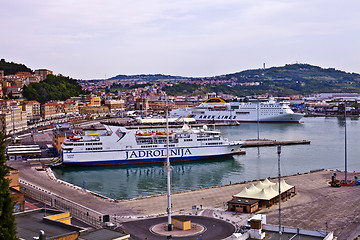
(227, 198, 259, 213)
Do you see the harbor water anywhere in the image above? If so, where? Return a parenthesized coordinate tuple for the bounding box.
(52, 117, 360, 200)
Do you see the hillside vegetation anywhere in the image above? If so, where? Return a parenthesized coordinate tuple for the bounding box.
(0, 58, 33, 75)
(162, 64, 360, 96)
(22, 75, 86, 104)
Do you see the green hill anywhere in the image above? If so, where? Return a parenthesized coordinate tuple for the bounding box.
(161, 64, 360, 96)
(0, 58, 33, 75)
(22, 74, 86, 104)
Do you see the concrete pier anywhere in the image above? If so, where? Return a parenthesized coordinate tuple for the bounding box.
(242, 139, 311, 147)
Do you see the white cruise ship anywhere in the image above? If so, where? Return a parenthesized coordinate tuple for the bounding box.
(170, 97, 304, 123)
(60, 124, 242, 166)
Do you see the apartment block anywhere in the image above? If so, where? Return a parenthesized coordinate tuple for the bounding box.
(0, 106, 27, 135)
(22, 100, 41, 121)
(35, 69, 53, 81)
(41, 102, 58, 119)
(104, 99, 125, 112)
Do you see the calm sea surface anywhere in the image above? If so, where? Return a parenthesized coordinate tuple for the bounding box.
(52, 117, 360, 200)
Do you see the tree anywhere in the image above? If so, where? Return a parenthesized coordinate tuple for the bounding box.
(0, 132, 17, 239)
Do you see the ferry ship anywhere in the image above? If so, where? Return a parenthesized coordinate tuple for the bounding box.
(170, 97, 304, 123)
(60, 124, 242, 166)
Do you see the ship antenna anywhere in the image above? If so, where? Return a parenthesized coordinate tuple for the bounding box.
(165, 95, 172, 231)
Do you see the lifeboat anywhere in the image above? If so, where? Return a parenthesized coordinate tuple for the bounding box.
(70, 137, 82, 141)
(156, 131, 173, 135)
(136, 131, 154, 136)
(214, 106, 227, 109)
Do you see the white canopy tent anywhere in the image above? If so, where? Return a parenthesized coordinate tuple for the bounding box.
(233, 179, 294, 201)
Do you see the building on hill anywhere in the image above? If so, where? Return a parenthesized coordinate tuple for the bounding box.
(86, 94, 101, 106)
(71, 94, 101, 107)
(35, 69, 53, 80)
(22, 100, 41, 122)
(24, 75, 41, 85)
(3, 86, 22, 98)
(135, 97, 149, 111)
(104, 99, 125, 112)
(41, 102, 58, 120)
(64, 99, 78, 115)
(41, 100, 79, 120)
(79, 106, 109, 116)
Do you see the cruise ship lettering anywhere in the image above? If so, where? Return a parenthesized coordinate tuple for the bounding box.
(125, 148, 192, 159)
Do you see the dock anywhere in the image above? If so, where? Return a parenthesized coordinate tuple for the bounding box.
(242, 139, 310, 147)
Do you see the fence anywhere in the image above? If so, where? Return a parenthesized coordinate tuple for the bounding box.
(19, 179, 105, 228)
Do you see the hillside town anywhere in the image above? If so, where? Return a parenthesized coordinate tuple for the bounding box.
(2, 68, 360, 137)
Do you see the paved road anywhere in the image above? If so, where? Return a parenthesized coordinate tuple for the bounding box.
(120, 216, 235, 240)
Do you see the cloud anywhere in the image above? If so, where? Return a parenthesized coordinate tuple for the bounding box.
(1, 0, 360, 79)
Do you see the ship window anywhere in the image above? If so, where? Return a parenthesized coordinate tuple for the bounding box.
(184, 139, 193, 142)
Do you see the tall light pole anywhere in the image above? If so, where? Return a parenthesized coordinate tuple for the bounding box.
(165, 95, 172, 231)
(344, 102, 347, 183)
(277, 145, 282, 239)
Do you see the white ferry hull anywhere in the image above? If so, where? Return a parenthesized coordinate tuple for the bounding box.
(61, 145, 238, 166)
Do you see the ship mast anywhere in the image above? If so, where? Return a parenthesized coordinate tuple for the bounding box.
(165, 95, 172, 231)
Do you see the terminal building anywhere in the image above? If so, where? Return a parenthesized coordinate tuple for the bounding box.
(6, 145, 41, 161)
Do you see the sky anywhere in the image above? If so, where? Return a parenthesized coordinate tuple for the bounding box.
(1, 0, 360, 80)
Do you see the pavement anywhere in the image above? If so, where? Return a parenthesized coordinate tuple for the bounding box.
(120, 216, 235, 240)
(9, 129, 360, 239)
(9, 157, 360, 239)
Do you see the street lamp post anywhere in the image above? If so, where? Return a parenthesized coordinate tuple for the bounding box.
(277, 145, 282, 239)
